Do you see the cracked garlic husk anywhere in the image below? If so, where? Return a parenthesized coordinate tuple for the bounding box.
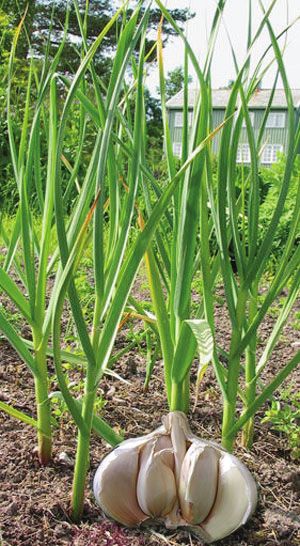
(93, 412, 257, 543)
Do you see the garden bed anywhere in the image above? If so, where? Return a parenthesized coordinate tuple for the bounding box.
(0, 294, 299, 546)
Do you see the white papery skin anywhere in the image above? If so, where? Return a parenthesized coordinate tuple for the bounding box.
(93, 412, 257, 543)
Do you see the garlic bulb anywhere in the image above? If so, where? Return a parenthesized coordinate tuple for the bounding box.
(93, 412, 257, 543)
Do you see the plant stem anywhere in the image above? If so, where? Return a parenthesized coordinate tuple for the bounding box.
(221, 289, 248, 451)
(71, 368, 97, 522)
(182, 374, 190, 413)
(226, 351, 300, 438)
(170, 381, 186, 412)
(221, 400, 235, 452)
(242, 360, 256, 448)
(33, 337, 52, 465)
(242, 284, 258, 448)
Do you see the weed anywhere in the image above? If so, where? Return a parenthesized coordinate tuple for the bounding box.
(262, 387, 300, 459)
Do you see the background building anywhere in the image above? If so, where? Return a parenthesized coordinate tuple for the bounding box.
(166, 88, 300, 164)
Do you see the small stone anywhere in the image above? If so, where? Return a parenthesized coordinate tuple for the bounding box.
(58, 451, 74, 465)
(112, 397, 127, 406)
(5, 501, 18, 516)
(126, 357, 137, 375)
(106, 386, 116, 398)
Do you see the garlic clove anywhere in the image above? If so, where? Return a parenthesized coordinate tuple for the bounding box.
(199, 451, 257, 542)
(160, 412, 190, 528)
(179, 443, 220, 524)
(153, 434, 175, 470)
(136, 436, 177, 518)
(165, 411, 188, 483)
(93, 440, 148, 527)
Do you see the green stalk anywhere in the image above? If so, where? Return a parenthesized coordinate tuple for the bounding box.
(71, 366, 97, 522)
(170, 381, 186, 412)
(221, 403, 236, 452)
(221, 288, 248, 451)
(182, 375, 190, 414)
(58, 6, 152, 522)
(241, 283, 258, 448)
(33, 331, 52, 465)
(143, 243, 173, 403)
(51, 200, 99, 521)
(69, 2, 98, 521)
(226, 351, 300, 439)
(241, 352, 256, 448)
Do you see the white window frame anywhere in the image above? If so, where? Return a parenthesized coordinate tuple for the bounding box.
(173, 142, 182, 157)
(236, 144, 251, 163)
(261, 144, 283, 164)
(265, 112, 285, 128)
(174, 111, 183, 127)
(174, 111, 193, 127)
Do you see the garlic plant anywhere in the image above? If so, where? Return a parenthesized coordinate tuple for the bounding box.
(94, 412, 257, 543)
(151, 0, 300, 456)
(50, 0, 298, 527)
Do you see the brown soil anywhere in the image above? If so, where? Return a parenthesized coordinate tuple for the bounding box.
(0, 293, 300, 546)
